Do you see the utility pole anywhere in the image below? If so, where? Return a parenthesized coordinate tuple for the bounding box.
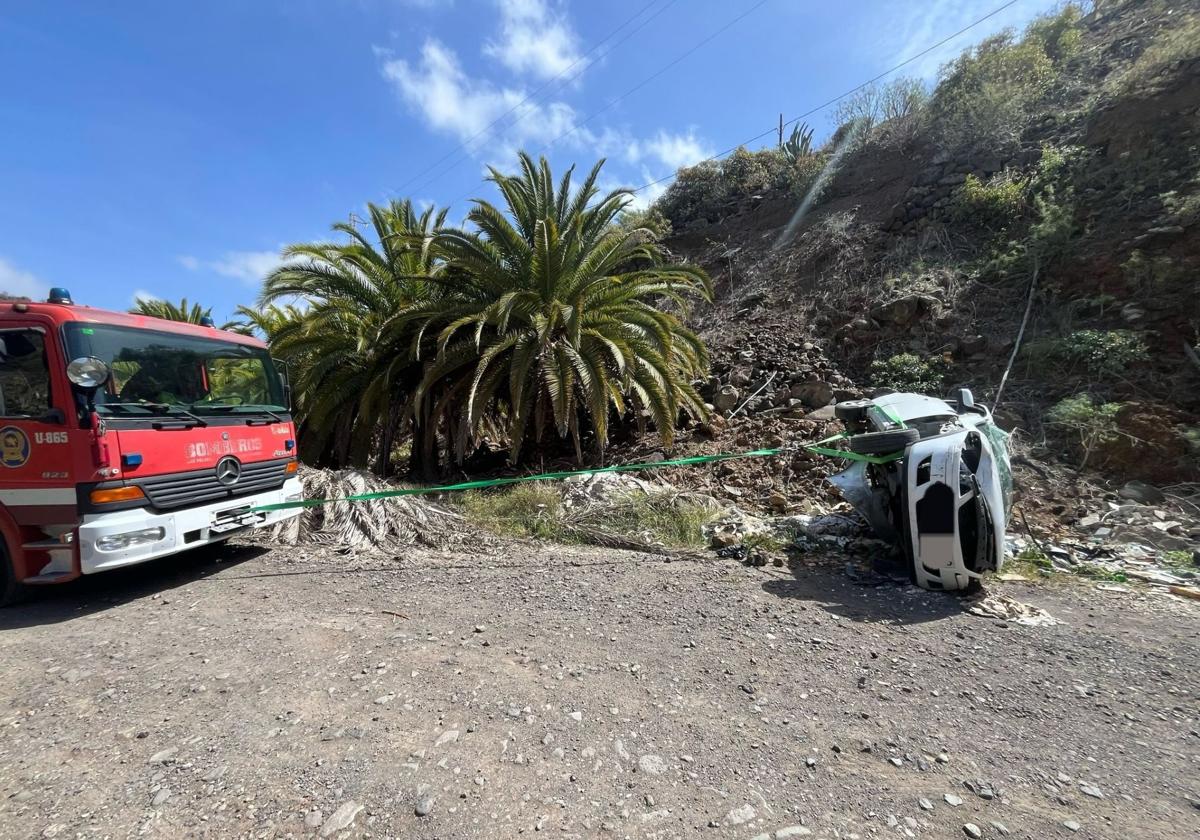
(778, 113, 784, 148)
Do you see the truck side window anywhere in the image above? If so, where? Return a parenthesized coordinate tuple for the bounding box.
(0, 330, 51, 417)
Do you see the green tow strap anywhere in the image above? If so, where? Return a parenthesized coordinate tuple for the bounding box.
(250, 431, 902, 513)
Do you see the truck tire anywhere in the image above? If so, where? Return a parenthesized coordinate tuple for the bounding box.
(0, 540, 31, 607)
(834, 400, 874, 425)
(847, 428, 920, 456)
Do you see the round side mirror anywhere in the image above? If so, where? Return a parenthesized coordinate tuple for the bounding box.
(67, 356, 110, 390)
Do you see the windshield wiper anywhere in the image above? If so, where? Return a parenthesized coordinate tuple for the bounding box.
(190, 404, 285, 424)
(99, 402, 208, 427)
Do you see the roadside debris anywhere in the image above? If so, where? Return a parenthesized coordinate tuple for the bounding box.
(967, 593, 1062, 627)
(269, 467, 476, 551)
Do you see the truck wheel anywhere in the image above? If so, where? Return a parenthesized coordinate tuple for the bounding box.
(848, 428, 920, 456)
(834, 400, 874, 425)
(0, 540, 31, 607)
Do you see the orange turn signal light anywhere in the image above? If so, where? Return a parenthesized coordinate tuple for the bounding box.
(90, 486, 146, 505)
(285, 460, 299, 474)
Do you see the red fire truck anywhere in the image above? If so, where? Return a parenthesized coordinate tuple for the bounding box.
(0, 289, 303, 604)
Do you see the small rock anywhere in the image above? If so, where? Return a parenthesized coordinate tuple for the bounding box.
(643, 795, 655, 807)
(990, 821, 1010, 836)
(151, 788, 170, 806)
(888, 757, 904, 767)
(1063, 820, 1081, 832)
(775, 827, 813, 838)
(963, 824, 982, 839)
(321, 801, 364, 836)
(637, 754, 667, 776)
(304, 811, 323, 829)
(473, 625, 485, 633)
(414, 797, 435, 818)
(1080, 783, 1103, 799)
(918, 798, 933, 811)
(725, 803, 756, 825)
(148, 748, 177, 765)
(568, 711, 583, 722)
(434, 730, 459, 747)
(944, 793, 963, 807)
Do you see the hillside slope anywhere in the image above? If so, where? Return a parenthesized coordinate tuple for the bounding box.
(656, 0, 1199, 485)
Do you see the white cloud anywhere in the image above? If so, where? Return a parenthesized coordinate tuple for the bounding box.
(0, 257, 49, 301)
(627, 129, 713, 171)
(211, 251, 285, 284)
(484, 0, 581, 80)
(179, 249, 287, 286)
(131, 289, 162, 305)
(379, 38, 594, 161)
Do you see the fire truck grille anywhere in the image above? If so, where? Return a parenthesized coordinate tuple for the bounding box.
(137, 460, 291, 510)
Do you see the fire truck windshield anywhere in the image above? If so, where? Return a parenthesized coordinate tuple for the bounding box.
(63, 323, 287, 417)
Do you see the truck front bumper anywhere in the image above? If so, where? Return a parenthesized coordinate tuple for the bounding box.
(78, 478, 303, 574)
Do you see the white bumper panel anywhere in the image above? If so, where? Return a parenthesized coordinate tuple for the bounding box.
(79, 477, 303, 574)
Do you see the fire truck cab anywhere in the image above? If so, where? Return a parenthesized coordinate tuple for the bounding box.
(0, 290, 303, 605)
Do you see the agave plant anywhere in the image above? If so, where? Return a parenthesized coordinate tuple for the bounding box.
(410, 152, 712, 465)
(781, 122, 815, 163)
(260, 199, 448, 474)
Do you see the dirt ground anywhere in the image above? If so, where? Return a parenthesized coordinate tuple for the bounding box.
(1, 540, 1197, 840)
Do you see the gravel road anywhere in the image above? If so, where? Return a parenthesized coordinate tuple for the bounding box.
(1, 540, 1197, 839)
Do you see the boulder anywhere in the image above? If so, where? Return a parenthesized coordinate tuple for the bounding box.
(713, 385, 740, 413)
(791, 380, 834, 409)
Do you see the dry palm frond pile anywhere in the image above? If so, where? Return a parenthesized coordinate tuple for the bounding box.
(270, 467, 480, 551)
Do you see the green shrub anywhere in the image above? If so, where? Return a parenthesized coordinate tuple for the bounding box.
(929, 6, 1083, 149)
(1049, 329, 1149, 378)
(868, 353, 946, 393)
(985, 187, 1077, 277)
(952, 171, 1028, 230)
(1046, 394, 1122, 468)
(1110, 12, 1200, 92)
(1122, 248, 1186, 288)
(656, 147, 830, 227)
(617, 205, 672, 242)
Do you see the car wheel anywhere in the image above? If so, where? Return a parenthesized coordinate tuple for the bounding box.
(847, 428, 920, 456)
(834, 399, 874, 425)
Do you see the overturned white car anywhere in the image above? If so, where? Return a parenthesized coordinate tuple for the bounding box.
(827, 389, 1013, 591)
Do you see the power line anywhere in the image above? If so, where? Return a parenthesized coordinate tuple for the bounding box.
(397, 0, 678, 200)
(542, 0, 772, 151)
(633, 0, 1021, 193)
(445, 0, 771, 210)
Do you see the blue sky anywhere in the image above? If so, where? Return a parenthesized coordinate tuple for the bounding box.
(0, 0, 1055, 322)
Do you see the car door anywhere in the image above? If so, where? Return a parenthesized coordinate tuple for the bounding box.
(0, 324, 75, 525)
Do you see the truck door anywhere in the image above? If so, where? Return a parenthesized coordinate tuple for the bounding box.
(0, 326, 75, 525)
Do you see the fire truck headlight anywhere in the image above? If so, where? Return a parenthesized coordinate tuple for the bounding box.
(95, 527, 166, 552)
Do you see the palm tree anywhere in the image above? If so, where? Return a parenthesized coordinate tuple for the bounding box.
(412, 152, 712, 465)
(260, 200, 447, 475)
(130, 297, 213, 323)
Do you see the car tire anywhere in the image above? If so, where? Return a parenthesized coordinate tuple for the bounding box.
(0, 539, 31, 608)
(834, 399, 874, 424)
(847, 428, 920, 456)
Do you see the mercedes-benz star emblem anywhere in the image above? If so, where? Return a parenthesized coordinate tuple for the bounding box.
(215, 456, 242, 486)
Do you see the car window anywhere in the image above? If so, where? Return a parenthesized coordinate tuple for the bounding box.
(0, 329, 51, 417)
